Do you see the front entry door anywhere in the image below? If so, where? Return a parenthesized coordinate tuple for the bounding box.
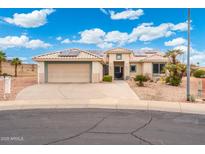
(114, 66, 123, 79)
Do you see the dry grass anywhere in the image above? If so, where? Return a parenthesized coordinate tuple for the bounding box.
(0, 76, 37, 101)
(128, 77, 203, 102)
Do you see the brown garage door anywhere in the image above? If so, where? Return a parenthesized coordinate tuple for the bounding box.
(47, 63, 91, 83)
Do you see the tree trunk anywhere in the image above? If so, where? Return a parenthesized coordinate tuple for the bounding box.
(15, 64, 17, 77)
(0, 61, 2, 75)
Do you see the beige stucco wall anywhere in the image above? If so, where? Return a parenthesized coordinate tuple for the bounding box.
(129, 63, 143, 78)
(37, 62, 45, 83)
(108, 53, 130, 80)
(92, 62, 103, 83)
(142, 62, 153, 78)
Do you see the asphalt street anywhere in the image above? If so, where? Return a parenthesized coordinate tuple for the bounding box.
(0, 108, 205, 145)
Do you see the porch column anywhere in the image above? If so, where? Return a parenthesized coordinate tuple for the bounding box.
(109, 62, 114, 79)
(124, 62, 130, 80)
(37, 62, 45, 84)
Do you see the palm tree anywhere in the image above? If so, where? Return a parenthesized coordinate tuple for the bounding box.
(0, 50, 6, 75)
(164, 49, 183, 64)
(164, 49, 185, 86)
(11, 58, 22, 77)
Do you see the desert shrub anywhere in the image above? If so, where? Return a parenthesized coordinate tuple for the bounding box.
(159, 76, 166, 83)
(189, 95, 196, 102)
(134, 75, 147, 86)
(165, 75, 181, 86)
(190, 65, 197, 76)
(193, 69, 205, 78)
(103, 75, 112, 82)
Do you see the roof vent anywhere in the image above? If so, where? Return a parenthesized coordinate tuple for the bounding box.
(59, 49, 81, 57)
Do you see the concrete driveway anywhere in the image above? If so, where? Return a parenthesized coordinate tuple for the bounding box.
(16, 81, 139, 100)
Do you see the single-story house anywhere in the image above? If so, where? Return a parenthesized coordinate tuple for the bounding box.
(33, 48, 169, 83)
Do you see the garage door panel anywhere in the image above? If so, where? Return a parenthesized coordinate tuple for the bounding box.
(47, 63, 90, 83)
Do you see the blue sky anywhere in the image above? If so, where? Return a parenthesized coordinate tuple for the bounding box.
(0, 8, 205, 65)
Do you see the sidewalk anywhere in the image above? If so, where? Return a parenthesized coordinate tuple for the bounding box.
(0, 98, 205, 115)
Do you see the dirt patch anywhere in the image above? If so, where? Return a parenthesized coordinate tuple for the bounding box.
(127, 77, 202, 102)
(0, 76, 37, 101)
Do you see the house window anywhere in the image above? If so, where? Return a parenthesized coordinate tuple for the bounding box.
(130, 65, 136, 72)
(153, 63, 165, 74)
(116, 54, 122, 60)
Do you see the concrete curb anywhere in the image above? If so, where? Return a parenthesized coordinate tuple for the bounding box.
(0, 99, 205, 115)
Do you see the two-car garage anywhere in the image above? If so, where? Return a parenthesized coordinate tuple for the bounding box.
(46, 62, 91, 83)
(34, 49, 103, 83)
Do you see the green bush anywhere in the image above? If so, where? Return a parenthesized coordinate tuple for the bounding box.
(165, 76, 181, 86)
(134, 75, 147, 86)
(103, 75, 112, 82)
(193, 69, 205, 78)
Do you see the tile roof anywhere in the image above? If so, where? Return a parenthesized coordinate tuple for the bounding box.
(105, 48, 133, 54)
(33, 48, 168, 63)
(130, 51, 169, 62)
(141, 53, 169, 62)
(33, 48, 103, 62)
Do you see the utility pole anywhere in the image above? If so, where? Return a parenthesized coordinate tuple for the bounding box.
(187, 8, 191, 101)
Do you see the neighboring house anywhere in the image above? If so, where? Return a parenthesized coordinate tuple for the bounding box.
(33, 48, 168, 83)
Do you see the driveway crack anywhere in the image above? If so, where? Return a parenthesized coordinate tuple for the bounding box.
(57, 85, 68, 99)
(130, 116, 153, 145)
(85, 110, 153, 145)
(44, 113, 112, 145)
(88, 131, 129, 135)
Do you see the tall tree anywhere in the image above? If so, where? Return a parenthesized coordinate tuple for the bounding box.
(11, 58, 22, 77)
(165, 49, 183, 64)
(0, 51, 6, 75)
(164, 49, 185, 86)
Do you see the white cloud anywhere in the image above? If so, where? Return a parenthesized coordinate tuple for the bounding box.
(74, 28, 114, 48)
(97, 42, 113, 49)
(71, 21, 188, 49)
(3, 9, 55, 28)
(0, 35, 51, 49)
(105, 31, 129, 45)
(174, 45, 188, 52)
(129, 23, 175, 42)
(56, 36, 62, 41)
(174, 45, 205, 66)
(100, 8, 108, 15)
(140, 47, 154, 51)
(171, 21, 188, 31)
(164, 37, 187, 46)
(76, 28, 106, 44)
(109, 9, 144, 20)
(26, 39, 51, 49)
(61, 39, 71, 44)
